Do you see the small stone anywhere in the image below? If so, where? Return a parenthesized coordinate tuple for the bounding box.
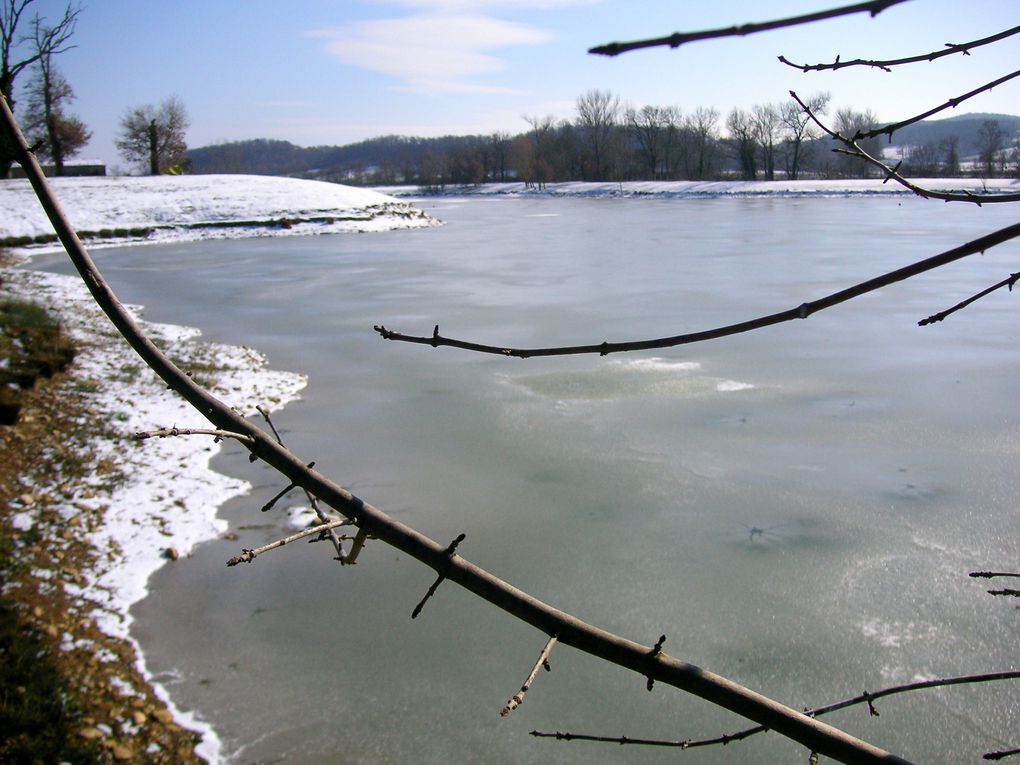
(161, 547, 179, 561)
(152, 709, 174, 724)
(45, 623, 59, 637)
(78, 727, 104, 741)
(18, 493, 36, 506)
(68, 515, 82, 528)
(111, 744, 134, 761)
(32, 605, 43, 619)
(132, 711, 147, 725)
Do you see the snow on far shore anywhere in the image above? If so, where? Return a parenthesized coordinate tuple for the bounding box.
(0, 174, 438, 252)
(2, 266, 309, 764)
(374, 177, 1020, 199)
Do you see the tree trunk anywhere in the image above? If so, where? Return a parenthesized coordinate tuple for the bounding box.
(148, 119, 159, 175)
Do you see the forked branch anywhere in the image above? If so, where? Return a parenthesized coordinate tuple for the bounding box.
(1, 92, 910, 765)
(226, 518, 350, 566)
(375, 220, 1020, 358)
(589, 0, 909, 57)
(532, 670, 1020, 751)
(854, 69, 1020, 141)
(779, 24, 1020, 71)
(791, 91, 1020, 204)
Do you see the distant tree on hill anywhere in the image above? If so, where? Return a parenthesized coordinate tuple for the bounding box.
(0, 0, 80, 178)
(116, 96, 189, 175)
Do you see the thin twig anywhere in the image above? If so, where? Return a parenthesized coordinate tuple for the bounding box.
(971, 571, 1020, 579)
(411, 533, 466, 619)
(985, 746, 1020, 761)
(134, 426, 255, 446)
(502, 635, 558, 716)
(346, 526, 370, 564)
(779, 24, 1020, 71)
(919, 273, 1020, 326)
(792, 91, 1020, 204)
(226, 519, 349, 566)
(257, 405, 349, 563)
(375, 220, 1020, 358)
(532, 670, 1020, 750)
(589, 0, 909, 56)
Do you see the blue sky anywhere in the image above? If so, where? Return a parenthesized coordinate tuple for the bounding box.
(14, 0, 1020, 170)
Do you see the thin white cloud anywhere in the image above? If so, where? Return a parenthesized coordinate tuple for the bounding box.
(308, 13, 555, 94)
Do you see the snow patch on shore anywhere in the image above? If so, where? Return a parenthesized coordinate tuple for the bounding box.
(3, 266, 307, 764)
(0, 174, 438, 253)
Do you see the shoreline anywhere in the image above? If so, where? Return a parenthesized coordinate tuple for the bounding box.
(0, 174, 440, 255)
(1, 265, 307, 763)
(372, 177, 1020, 198)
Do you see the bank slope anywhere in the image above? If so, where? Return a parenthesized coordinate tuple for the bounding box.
(1, 174, 438, 252)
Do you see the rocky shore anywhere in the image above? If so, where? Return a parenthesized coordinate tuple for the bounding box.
(0, 264, 306, 763)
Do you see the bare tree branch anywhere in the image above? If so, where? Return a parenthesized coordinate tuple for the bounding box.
(791, 91, 1020, 204)
(855, 69, 1020, 141)
(257, 404, 349, 563)
(985, 746, 1020, 760)
(779, 24, 1020, 71)
(134, 425, 255, 446)
(226, 518, 350, 566)
(589, 0, 910, 57)
(532, 670, 1020, 751)
(0, 92, 912, 765)
(970, 572, 1020, 580)
(501, 635, 557, 716)
(919, 272, 1019, 326)
(374, 220, 1020, 358)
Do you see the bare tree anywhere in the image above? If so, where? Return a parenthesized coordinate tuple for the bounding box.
(726, 107, 758, 180)
(682, 106, 719, 180)
(115, 96, 189, 175)
(626, 104, 679, 179)
(20, 17, 88, 175)
(0, 0, 79, 177)
(574, 88, 620, 180)
(977, 119, 1005, 176)
(832, 107, 882, 177)
(779, 91, 829, 180)
(751, 103, 782, 180)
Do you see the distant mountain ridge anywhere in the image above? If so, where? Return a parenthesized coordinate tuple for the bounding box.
(188, 135, 486, 183)
(884, 113, 1020, 158)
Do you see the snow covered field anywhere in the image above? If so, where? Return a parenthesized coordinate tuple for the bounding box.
(1, 174, 438, 252)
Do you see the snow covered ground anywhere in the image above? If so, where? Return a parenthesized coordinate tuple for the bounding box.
(1, 174, 438, 252)
(374, 177, 1020, 198)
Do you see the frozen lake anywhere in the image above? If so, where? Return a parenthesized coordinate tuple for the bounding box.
(34, 194, 1020, 763)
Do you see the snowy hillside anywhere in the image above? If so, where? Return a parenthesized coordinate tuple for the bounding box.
(0, 174, 437, 252)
